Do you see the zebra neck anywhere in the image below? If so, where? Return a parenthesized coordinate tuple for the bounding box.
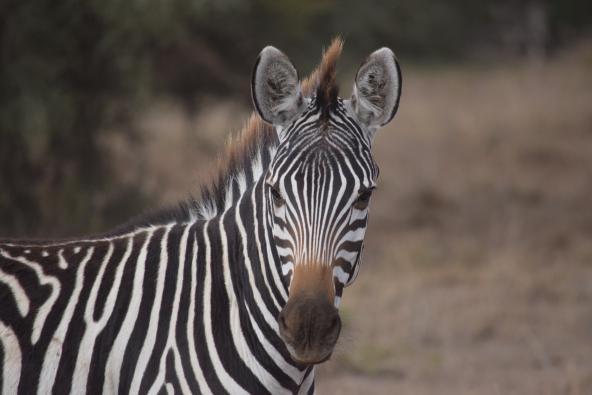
(211, 179, 288, 311)
(198, 184, 310, 390)
(0, 218, 310, 393)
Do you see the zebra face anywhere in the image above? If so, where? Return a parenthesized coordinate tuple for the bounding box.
(265, 116, 378, 301)
(252, 43, 401, 364)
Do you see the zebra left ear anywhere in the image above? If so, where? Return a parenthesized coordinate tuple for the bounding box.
(346, 47, 402, 131)
(251, 46, 306, 127)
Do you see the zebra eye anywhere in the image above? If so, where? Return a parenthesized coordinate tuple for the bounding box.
(353, 189, 373, 210)
(270, 185, 284, 206)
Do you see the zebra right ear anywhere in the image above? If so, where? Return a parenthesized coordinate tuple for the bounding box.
(347, 47, 402, 131)
(251, 46, 306, 127)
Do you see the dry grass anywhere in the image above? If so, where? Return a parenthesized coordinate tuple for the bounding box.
(108, 42, 592, 394)
(317, 43, 592, 394)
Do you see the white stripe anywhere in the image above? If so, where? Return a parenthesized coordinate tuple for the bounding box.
(324, 161, 349, 259)
(202, 220, 248, 395)
(168, 238, 193, 393)
(147, 224, 191, 395)
(0, 321, 22, 395)
(186, 236, 212, 395)
(0, 268, 30, 317)
(336, 249, 358, 263)
(236, 171, 247, 194)
(104, 229, 154, 393)
(129, 225, 173, 395)
(275, 246, 292, 257)
(261, 198, 289, 302)
(333, 266, 350, 285)
(198, 199, 217, 220)
(170, 346, 192, 395)
(350, 207, 368, 222)
(224, 181, 234, 210)
(71, 239, 131, 394)
(340, 228, 366, 243)
(281, 262, 294, 276)
(57, 249, 68, 269)
(347, 256, 361, 286)
(251, 150, 264, 181)
(0, 249, 61, 345)
(229, 206, 290, 394)
(244, 304, 303, 384)
(297, 367, 315, 395)
(334, 295, 341, 308)
(250, 185, 283, 310)
(38, 247, 94, 395)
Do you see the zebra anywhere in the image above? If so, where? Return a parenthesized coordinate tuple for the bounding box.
(0, 38, 401, 394)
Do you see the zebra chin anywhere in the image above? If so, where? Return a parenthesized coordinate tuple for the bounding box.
(283, 342, 335, 366)
(278, 263, 342, 365)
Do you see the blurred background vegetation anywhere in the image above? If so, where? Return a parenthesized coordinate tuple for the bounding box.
(1, 0, 591, 237)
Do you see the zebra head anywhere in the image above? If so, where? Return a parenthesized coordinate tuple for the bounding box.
(252, 40, 401, 365)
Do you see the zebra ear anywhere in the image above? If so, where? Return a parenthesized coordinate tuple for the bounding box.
(251, 46, 306, 127)
(347, 47, 402, 130)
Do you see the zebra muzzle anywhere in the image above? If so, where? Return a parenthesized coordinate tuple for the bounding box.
(278, 264, 341, 365)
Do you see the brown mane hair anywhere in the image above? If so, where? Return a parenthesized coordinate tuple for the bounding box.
(302, 37, 343, 117)
(194, 38, 345, 219)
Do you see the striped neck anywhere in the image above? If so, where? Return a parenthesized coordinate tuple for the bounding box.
(196, 179, 312, 392)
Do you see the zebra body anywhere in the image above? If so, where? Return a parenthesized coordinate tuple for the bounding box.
(0, 38, 402, 394)
(0, 179, 311, 394)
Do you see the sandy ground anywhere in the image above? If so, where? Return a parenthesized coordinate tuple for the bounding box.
(109, 43, 592, 394)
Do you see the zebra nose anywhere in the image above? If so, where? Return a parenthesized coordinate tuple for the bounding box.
(278, 296, 341, 364)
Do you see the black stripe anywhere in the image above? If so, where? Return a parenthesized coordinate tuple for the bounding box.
(119, 228, 165, 392)
(139, 227, 181, 393)
(87, 233, 146, 393)
(208, 217, 269, 394)
(54, 242, 107, 394)
(164, 349, 182, 394)
(194, 222, 226, 394)
(93, 240, 127, 321)
(175, 227, 201, 392)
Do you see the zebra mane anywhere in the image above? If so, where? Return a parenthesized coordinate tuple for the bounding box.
(192, 37, 345, 220)
(302, 37, 343, 123)
(194, 114, 276, 220)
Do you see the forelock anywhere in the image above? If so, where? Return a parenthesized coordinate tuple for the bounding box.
(301, 37, 343, 123)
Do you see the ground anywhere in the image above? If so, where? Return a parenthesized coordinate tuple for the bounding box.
(108, 42, 592, 394)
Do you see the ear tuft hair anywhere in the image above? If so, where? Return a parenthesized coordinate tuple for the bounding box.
(251, 46, 305, 126)
(302, 38, 344, 123)
(349, 47, 402, 129)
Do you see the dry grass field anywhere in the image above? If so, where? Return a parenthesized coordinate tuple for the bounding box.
(316, 44, 592, 394)
(107, 42, 592, 394)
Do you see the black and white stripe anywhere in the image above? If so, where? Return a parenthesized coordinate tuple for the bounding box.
(0, 204, 312, 393)
(264, 99, 378, 304)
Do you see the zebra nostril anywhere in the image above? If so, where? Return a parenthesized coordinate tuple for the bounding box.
(326, 313, 341, 339)
(331, 315, 339, 329)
